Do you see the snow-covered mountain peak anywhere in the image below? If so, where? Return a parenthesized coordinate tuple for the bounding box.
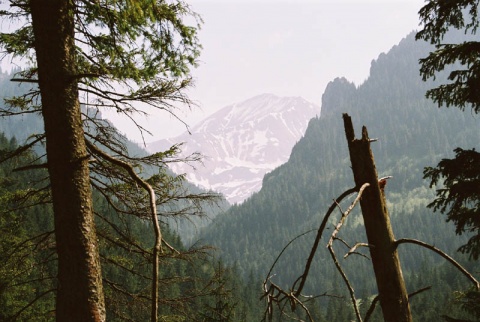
(196, 94, 306, 130)
(148, 94, 319, 204)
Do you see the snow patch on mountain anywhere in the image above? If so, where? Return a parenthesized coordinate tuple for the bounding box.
(148, 93, 319, 204)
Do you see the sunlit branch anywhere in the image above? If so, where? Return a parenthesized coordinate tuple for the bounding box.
(344, 243, 372, 260)
(292, 186, 358, 295)
(85, 139, 162, 322)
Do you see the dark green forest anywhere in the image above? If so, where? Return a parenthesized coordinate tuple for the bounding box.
(0, 133, 273, 322)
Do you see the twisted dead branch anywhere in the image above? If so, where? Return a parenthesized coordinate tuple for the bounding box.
(261, 184, 369, 321)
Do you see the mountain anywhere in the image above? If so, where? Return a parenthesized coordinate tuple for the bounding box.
(198, 32, 480, 319)
(148, 94, 319, 204)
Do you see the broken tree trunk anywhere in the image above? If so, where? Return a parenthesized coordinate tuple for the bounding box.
(343, 113, 412, 322)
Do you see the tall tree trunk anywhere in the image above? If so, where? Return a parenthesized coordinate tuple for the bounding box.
(30, 1, 105, 321)
(343, 114, 412, 322)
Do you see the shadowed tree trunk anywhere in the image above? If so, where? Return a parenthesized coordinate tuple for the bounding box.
(343, 113, 412, 322)
(30, 0, 105, 320)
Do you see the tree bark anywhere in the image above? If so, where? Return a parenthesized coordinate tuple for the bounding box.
(30, 0, 106, 321)
(343, 113, 412, 322)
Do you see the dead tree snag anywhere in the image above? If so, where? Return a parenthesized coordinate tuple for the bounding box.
(343, 113, 412, 322)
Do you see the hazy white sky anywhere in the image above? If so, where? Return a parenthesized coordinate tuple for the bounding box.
(188, 0, 424, 106)
(1, 0, 426, 144)
(108, 0, 425, 144)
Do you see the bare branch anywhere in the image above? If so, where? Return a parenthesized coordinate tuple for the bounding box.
(364, 286, 432, 322)
(363, 295, 380, 322)
(264, 229, 316, 286)
(408, 286, 432, 299)
(327, 186, 368, 245)
(327, 245, 362, 322)
(85, 139, 162, 321)
(344, 243, 372, 259)
(261, 184, 369, 321)
(292, 186, 358, 295)
(10, 78, 39, 83)
(13, 163, 48, 172)
(326, 183, 370, 322)
(162, 238, 180, 255)
(394, 238, 480, 289)
(0, 134, 45, 164)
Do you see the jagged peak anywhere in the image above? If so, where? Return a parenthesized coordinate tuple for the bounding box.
(320, 77, 356, 118)
(192, 93, 318, 133)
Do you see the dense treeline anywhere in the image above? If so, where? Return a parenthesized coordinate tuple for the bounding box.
(0, 68, 44, 143)
(200, 32, 480, 320)
(0, 133, 56, 320)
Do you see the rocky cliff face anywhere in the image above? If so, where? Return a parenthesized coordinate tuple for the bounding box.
(148, 94, 319, 204)
(319, 77, 356, 118)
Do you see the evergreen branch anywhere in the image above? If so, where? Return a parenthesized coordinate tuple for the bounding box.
(90, 180, 137, 216)
(0, 108, 40, 116)
(100, 254, 152, 281)
(95, 211, 151, 257)
(7, 288, 56, 322)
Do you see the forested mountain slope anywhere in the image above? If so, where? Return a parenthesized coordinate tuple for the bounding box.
(0, 68, 44, 141)
(200, 32, 480, 318)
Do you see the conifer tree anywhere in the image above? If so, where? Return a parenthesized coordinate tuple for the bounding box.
(417, 1, 480, 319)
(416, 0, 480, 260)
(0, 0, 209, 321)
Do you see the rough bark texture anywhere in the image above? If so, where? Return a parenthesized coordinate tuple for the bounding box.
(30, 0, 106, 320)
(343, 113, 412, 322)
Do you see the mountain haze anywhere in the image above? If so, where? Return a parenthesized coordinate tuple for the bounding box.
(148, 94, 319, 204)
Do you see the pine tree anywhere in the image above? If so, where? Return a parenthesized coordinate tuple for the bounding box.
(416, 1, 480, 320)
(416, 0, 480, 260)
(0, 0, 209, 321)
